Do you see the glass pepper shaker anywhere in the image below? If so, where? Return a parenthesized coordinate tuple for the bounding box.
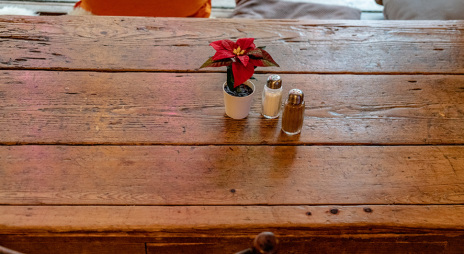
(261, 75, 283, 119)
(281, 89, 305, 135)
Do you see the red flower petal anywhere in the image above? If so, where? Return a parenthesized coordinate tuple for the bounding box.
(237, 55, 250, 67)
(210, 39, 235, 52)
(212, 50, 235, 61)
(236, 38, 256, 51)
(232, 61, 255, 88)
(205, 38, 278, 84)
(249, 58, 265, 67)
(221, 40, 236, 51)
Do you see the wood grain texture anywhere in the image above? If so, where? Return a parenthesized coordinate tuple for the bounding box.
(1, 71, 463, 145)
(2, 205, 464, 253)
(147, 239, 450, 254)
(1, 145, 463, 205)
(0, 17, 463, 74)
(0, 237, 145, 254)
(1, 234, 461, 254)
(1, 16, 463, 252)
(1, 205, 464, 234)
(1, 235, 460, 254)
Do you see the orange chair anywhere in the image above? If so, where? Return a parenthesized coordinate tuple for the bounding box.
(74, 0, 211, 17)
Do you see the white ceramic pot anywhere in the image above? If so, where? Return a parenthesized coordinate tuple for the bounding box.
(223, 80, 255, 119)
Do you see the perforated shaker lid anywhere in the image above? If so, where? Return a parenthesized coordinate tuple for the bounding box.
(287, 89, 304, 105)
(266, 75, 282, 89)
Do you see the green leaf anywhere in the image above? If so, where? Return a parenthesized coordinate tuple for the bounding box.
(260, 49, 279, 67)
(247, 48, 279, 67)
(200, 57, 214, 68)
(247, 49, 264, 58)
(261, 59, 278, 67)
(200, 57, 233, 68)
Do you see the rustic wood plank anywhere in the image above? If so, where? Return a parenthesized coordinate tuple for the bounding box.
(1, 72, 463, 145)
(147, 239, 451, 254)
(1, 205, 464, 233)
(1, 145, 463, 205)
(0, 239, 144, 254)
(2, 206, 463, 253)
(0, 16, 462, 73)
(1, 234, 460, 254)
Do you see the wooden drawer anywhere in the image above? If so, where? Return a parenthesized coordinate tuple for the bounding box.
(147, 236, 450, 254)
(1, 235, 459, 253)
(0, 236, 146, 254)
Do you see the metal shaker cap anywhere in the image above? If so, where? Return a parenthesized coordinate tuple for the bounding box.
(266, 75, 282, 89)
(287, 89, 304, 105)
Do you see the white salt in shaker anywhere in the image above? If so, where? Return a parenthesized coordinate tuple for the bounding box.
(261, 75, 283, 119)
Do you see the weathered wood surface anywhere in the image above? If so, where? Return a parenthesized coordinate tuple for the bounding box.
(2, 205, 464, 233)
(1, 145, 463, 205)
(0, 17, 463, 74)
(2, 233, 462, 254)
(0, 236, 145, 254)
(1, 234, 461, 254)
(1, 16, 464, 253)
(2, 205, 464, 253)
(147, 237, 456, 254)
(1, 71, 463, 145)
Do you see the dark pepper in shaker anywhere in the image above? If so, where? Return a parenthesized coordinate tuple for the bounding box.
(281, 89, 305, 135)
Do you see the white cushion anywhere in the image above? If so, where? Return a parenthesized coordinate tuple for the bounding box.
(383, 0, 464, 20)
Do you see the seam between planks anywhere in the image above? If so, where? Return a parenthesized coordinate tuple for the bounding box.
(1, 143, 464, 146)
(0, 68, 464, 75)
(1, 204, 464, 207)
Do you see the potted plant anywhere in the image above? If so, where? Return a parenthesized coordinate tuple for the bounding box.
(200, 38, 279, 119)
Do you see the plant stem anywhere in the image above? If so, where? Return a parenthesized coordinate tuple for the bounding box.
(226, 66, 234, 92)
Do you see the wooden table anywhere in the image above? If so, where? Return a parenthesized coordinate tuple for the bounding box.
(0, 16, 463, 253)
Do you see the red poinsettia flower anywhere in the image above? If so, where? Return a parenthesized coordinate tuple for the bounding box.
(200, 38, 279, 88)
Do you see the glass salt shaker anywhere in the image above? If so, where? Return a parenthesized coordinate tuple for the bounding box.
(281, 89, 305, 135)
(261, 75, 283, 119)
